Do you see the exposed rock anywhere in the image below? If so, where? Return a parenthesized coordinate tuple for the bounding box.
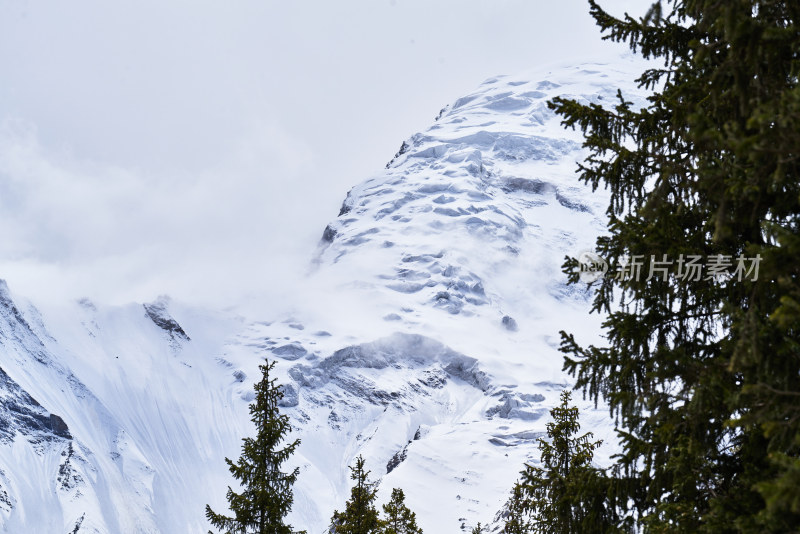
(0, 365, 72, 442)
(321, 224, 338, 243)
(57, 442, 84, 491)
(486, 392, 547, 421)
(501, 177, 555, 195)
(501, 315, 518, 332)
(232, 370, 247, 383)
(143, 300, 189, 341)
(555, 190, 591, 212)
(272, 343, 308, 360)
(278, 383, 299, 408)
(386, 446, 408, 474)
(69, 513, 85, 534)
(49, 414, 70, 437)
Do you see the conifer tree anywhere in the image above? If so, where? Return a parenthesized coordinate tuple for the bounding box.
(551, 1, 800, 531)
(503, 481, 531, 534)
(471, 523, 483, 534)
(331, 455, 382, 534)
(519, 391, 614, 534)
(328, 511, 344, 534)
(381, 488, 422, 534)
(206, 360, 302, 534)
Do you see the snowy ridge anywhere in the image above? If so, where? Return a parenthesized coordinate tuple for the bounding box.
(0, 60, 646, 533)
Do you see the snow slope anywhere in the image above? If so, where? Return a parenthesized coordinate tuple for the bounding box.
(0, 60, 647, 533)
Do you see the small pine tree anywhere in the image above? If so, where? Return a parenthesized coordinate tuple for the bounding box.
(520, 390, 614, 534)
(332, 455, 382, 534)
(329, 511, 344, 534)
(206, 360, 302, 534)
(503, 480, 531, 534)
(471, 523, 483, 534)
(381, 488, 422, 534)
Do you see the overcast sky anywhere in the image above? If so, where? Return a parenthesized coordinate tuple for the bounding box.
(0, 0, 646, 306)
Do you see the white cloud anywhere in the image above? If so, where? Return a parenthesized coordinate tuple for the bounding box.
(0, 116, 319, 305)
(0, 0, 647, 305)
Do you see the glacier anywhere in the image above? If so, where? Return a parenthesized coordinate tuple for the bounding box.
(0, 60, 647, 533)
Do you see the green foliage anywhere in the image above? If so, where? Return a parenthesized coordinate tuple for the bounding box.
(552, 1, 800, 531)
(471, 523, 484, 534)
(331, 455, 382, 534)
(206, 360, 302, 534)
(502, 480, 531, 534)
(518, 391, 617, 534)
(381, 488, 422, 534)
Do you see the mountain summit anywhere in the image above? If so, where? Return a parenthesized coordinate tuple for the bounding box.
(0, 60, 645, 533)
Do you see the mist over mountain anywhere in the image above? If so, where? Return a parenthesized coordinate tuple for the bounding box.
(0, 60, 647, 533)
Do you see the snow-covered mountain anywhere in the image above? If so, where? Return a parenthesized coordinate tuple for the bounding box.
(0, 60, 645, 533)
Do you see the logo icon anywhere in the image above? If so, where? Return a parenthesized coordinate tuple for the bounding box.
(577, 251, 608, 283)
